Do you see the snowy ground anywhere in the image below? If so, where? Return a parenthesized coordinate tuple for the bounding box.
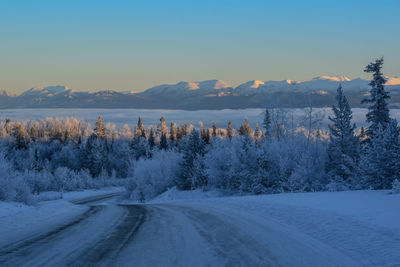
(1, 108, 400, 128)
(0, 189, 399, 266)
(0, 187, 124, 248)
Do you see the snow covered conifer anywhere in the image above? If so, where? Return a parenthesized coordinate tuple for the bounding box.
(137, 117, 144, 136)
(212, 122, 217, 137)
(361, 119, 400, 189)
(94, 116, 106, 140)
(238, 124, 246, 136)
(176, 129, 205, 190)
(244, 118, 252, 135)
(82, 133, 107, 177)
(254, 124, 262, 140)
(227, 121, 234, 140)
(362, 57, 391, 137)
(263, 108, 272, 138)
(170, 122, 176, 142)
(157, 117, 168, 136)
(326, 85, 359, 187)
(160, 133, 168, 150)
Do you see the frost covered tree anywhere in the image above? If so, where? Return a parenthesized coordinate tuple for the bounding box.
(361, 57, 391, 137)
(169, 122, 176, 142)
(212, 122, 217, 137)
(238, 118, 252, 136)
(227, 121, 234, 140)
(11, 122, 27, 149)
(360, 120, 400, 189)
(159, 133, 168, 150)
(157, 116, 168, 136)
(148, 127, 155, 148)
(94, 116, 106, 140)
(82, 134, 107, 177)
(137, 117, 144, 136)
(263, 108, 272, 138)
(301, 104, 325, 142)
(176, 129, 205, 190)
(326, 86, 359, 189)
(254, 124, 262, 140)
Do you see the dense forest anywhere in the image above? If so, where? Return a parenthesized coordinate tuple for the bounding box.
(1, 58, 399, 204)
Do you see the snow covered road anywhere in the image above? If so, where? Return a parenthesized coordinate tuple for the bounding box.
(1, 190, 399, 266)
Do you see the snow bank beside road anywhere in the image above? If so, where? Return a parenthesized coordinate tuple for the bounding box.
(149, 189, 400, 266)
(0, 187, 125, 248)
(152, 189, 400, 231)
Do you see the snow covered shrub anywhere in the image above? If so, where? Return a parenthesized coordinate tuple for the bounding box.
(203, 138, 237, 191)
(126, 150, 182, 201)
(326, 178, 349, 192)
(391, 179, 400, 194)
(24, 170, 52, 194)
(13, 178, 36, 205)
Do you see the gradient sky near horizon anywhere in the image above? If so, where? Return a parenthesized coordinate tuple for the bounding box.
(1, 0, 399, 94)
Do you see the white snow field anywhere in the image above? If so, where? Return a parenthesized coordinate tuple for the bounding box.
(0, 189, 399, 266)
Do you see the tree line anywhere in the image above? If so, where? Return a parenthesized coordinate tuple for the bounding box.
(0, 58, 399, 203)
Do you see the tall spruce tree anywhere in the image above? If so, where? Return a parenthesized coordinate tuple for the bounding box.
(94, 116, 106, 140)
(157, 117, 168, 136)
(361, 57, 391, 137)
(212, 122, 217, 137)
(361, 120, 400, 189)
(148, 127, 155, 148)
(170, 122, 176, 142)
(227, 121, 234, 140)
(137, 117, 144, 136)
(82, 133, 107, 177)
(159, 133, 168, 150)
(263, 108, 272, 138)
(176, 129, 205, 190)
(326, 86, 359, 187)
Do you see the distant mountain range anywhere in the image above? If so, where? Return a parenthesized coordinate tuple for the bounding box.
(1, 76, 400, 109)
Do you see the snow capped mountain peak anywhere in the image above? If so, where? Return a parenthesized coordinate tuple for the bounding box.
(236, 80, 266, 91)
(187, 82, 200, 90)
(23, 86, 70, 96)
(312, 75, 351, 82)
(249, 80, 265, 88)
(197, 80, 231, 90)
(140, 80, 232, 96)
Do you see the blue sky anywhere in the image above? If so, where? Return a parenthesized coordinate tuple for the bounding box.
(0, 0, 399, 93)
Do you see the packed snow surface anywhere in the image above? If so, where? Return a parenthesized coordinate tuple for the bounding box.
(1, 189, 399, 266)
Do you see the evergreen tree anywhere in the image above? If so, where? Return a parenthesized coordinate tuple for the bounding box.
(160, 133, 168, 150)
(254, 124, 262, 140)
(326, 86, 359, 187)
(94, 116, 106, 140)
(82, 133, 107, 177)
(238, 123, 246, 136)
(148, 127, 155, 148)
(137, 117, 144, 136)
(244, 118, 252, 135)
(176, 129, 205, 190)
(227, 121, 234, 140)
(170, 122, 176, 142)
(32, 148, 42, 172)
(361, 120, 400, 189)
(361, 57, 391, 137)
(263, 108, 272, 138)
(157, 117, 168, 136)
(212, 122, 217, 137)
